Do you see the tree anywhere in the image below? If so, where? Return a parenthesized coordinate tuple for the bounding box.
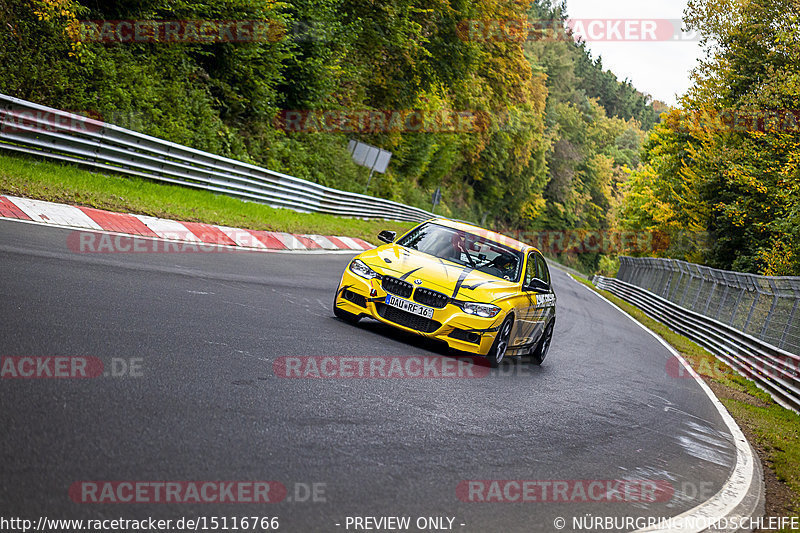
(623, 0, 800, 274)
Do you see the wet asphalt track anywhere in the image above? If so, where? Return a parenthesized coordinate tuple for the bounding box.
(0, 219, 738, 532)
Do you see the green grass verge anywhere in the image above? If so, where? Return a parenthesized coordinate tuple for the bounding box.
(0, 152, 416, 244)
(572, 275, 800, 524)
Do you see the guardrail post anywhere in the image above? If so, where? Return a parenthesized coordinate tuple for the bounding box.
(691, 279, 703, 308)
(703, 281, 717, 315)
(670, 262, 684, 302)
(645, 260, 657, 290)
(660, 260, 671, 295)
(680, 265, 697, 307)
(730, 283, 745, 327)
(630, 260, 640, 285)
(743, 291, 760, 334)
(780, 299, 798, 351)
(654, 263, 665, 295)
(760, 285, 780, 340)
(716, 284, 730, 320)
(662, 265, 673, 298)
(691, 267, 706, 309)
(617, 257, 625, 281)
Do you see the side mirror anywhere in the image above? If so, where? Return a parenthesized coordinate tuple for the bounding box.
(525, 278, 550, 293)
(377, 230, 396, 244)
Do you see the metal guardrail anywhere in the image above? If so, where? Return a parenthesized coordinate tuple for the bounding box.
(0, 93, 434, 223)
(593, 275, 800, 413)
(617, 256, 800, 356)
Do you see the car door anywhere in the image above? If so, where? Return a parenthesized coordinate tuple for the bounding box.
(510, 252, 540, 350)
(531, 252, 556, 335)
(522, 252, 555, 344)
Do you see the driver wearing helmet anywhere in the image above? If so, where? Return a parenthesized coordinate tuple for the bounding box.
(497, 256, 516, 279)
(486, 253, 516, 280)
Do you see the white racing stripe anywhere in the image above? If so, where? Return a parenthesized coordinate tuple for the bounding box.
(570, 275, 758, 533)
(7, 196, 103, 230)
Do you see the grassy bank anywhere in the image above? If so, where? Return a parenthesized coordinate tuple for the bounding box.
(572, 275, 800, 528)
(0, 153, 415, 243)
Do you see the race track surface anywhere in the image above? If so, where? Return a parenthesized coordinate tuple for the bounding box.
(0, 220, 738, 531)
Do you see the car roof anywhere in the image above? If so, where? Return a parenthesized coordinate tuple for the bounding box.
(426, 218, 535, 254)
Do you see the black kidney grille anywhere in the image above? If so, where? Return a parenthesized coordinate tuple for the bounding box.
(382, 276, 413, 298)
(413, 288, 449, 309)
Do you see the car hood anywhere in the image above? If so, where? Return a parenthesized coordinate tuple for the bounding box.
(359, 245, 520, 303)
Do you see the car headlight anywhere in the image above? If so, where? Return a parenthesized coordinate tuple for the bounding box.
(349, 259, 381, 280)
(460, 302, 501, 318)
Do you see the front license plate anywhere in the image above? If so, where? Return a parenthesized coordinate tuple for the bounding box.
(385, 295, 434, 319)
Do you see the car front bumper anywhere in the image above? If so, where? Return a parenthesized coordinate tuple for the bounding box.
(334, 269, 503, 356)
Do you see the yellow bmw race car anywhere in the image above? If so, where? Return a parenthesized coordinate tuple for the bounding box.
(333, 218, 557, 367)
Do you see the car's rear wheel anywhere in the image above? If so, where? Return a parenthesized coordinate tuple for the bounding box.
(530, 320, 554, 366)
(486, 315, 513, 368)
(333, 292, 361, 324)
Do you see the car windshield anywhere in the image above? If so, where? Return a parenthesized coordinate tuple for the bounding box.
(397, 223, 523, 282)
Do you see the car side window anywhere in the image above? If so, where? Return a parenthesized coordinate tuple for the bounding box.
(535, 253, 551, 285)
(523, 252, 537, 287)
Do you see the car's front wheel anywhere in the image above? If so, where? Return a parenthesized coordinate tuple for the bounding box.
(486, 315, 513, 368)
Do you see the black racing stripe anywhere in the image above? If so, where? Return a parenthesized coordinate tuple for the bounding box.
(399, 267, 422, 281)
(335, 285, 354, 308)
(451, 267, 474, 298)
(337, 284, 353, 297)
(461, 280, 500, 291)
(437, 258, 451, 279)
